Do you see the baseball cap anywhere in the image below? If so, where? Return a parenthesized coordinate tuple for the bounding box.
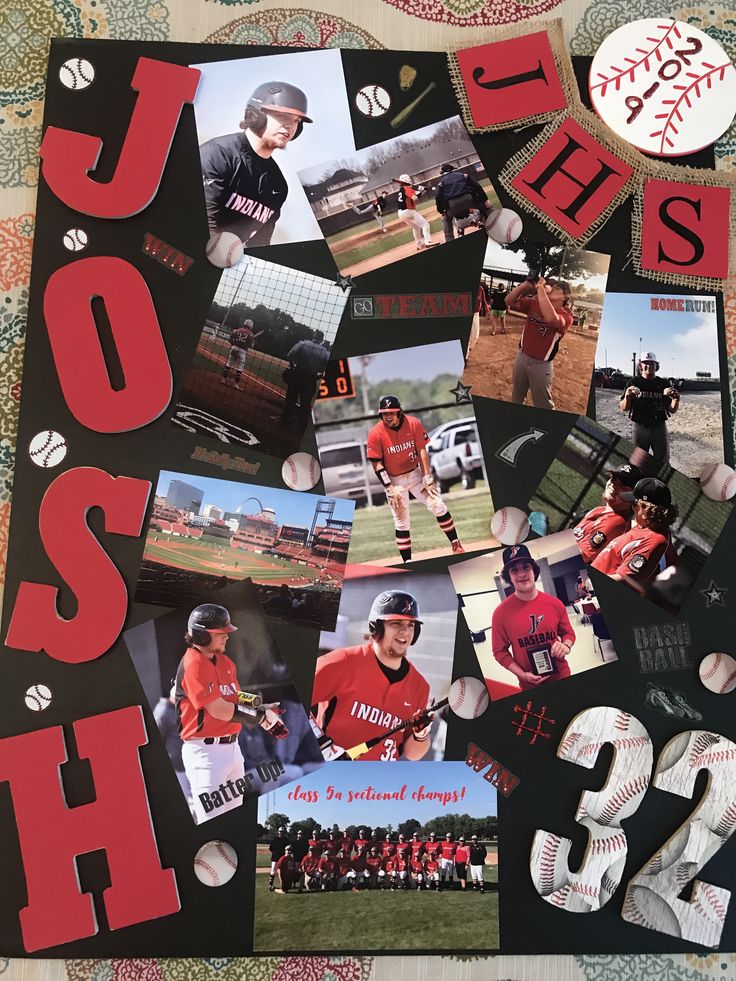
(399, 173, 411, 182)
(243, 318, 254, 328)
(278, 825, 286, 832)
(440, 163, 455, 173)
(501, 543, 533, 568)
(605, 463, 642, 488)
(471, 835, 478, 840)
(641, 352, 658, 362)
(621, 477, 672, 506)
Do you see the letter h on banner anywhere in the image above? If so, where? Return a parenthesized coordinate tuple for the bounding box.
(0, 707, 179, 951)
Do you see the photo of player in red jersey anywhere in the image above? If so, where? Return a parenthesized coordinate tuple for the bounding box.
(311, 589, 434, 762)
(450, 531, 618, 702)
(573, 463, 641, 563)
(366, 394, 464, 563)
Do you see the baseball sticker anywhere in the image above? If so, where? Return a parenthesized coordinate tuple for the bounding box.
(699, 651, 736, 694)
(491, 507, 530, 546)
(355, 84, 391, 118)
(24, 684, 53, 712)
(63, 228, 88, 252)
(449, 676, 489, 720)
(699, 462, 736, 502)
(282, 452, 321, 491)
(485, 208, 523, 244)
(28, 430, 68, 468)
(589, 19, 736, 157)
(206, 230, 245, 269)
(59, 57, 96, 91)
(193, 840, 238, 886)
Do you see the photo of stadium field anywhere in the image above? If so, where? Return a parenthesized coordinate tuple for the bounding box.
(171, 255, 347, 459)
(134, 470, 355, 630)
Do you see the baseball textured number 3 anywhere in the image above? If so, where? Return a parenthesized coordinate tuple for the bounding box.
(531, 707, 653, 911)
(622, 730, 736, 947)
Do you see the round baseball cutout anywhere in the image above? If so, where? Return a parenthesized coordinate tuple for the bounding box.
(699, 652, 736, 695)
(59, 58, 96, 91)
(589, 19, 736, 157)
(194, 840, 238, 887)
(355, 84, 391, 118)
(282, 452, 321, 491)
(28, 430, 68, 469)
(206, 230, 244, 269)
(449, 676, 489, 720)
(485, 208, 522, 244)
(491, 506, 530, 546)
(24, 684, 53, 712)
(699, 462, 736, 502)
(63, 228, 88, 252)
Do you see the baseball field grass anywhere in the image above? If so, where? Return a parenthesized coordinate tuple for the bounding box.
(346, 486, 494, 565)
(253, 867, 500, 951)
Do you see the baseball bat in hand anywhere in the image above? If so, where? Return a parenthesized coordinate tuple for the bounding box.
(345, 697, 449, 760)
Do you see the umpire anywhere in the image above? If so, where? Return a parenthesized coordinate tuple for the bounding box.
(280, 330, 330, 424)
(619, 352, 680, 465)
(435, 164, 491, 242)
(200, 81, 312, 247)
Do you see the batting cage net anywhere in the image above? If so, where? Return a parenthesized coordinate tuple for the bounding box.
(529, 417, 728, 566)
(171, 256, 347, 458)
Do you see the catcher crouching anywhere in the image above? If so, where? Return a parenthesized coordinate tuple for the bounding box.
(366, 395, 464, 562)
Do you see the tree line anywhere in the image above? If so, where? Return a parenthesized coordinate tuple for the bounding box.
(206, 300, 331, 361)
(259, 812, 498, 841)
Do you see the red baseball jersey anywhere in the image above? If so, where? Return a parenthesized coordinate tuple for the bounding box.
(176, 647, 240, 740)
(340, 835, 353, 855)
(384, 857, 399, 874)
(440, 841, 457, 860)
(591, 526, 668, 583)
(425, 857, 439, 873)
(312, 642, 430, 761)
(301, 855, 319, 874)
(426, 840, 441, 860)
(308, 838, 324, 856)
(318, 856, 336, 875)
(335, 856, 353, 877)
(410, 856, 425, 873)
(455, 845, 470, 863)
(382, 842, 396, 857)
(395, 855, 408, 871)
(354, 837, 370, 853)
(352, 855, 367, 874)
(366, 855, 384, 875)
(230, 326, 255, 350)
(573, 506, 630, 563)
(275, 855, 299, 879)
(323, 838, 339, 855)
(366, 414, 429, 477)
(398, 184, 418, 210)
(396, 841, 411, 860)
(516, 295, 573, 362)
(491, 592, 576, 690)
(410, 841, 425, 860)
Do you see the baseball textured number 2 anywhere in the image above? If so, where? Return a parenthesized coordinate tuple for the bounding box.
(622, 730, 736, 947)
(531, 707, 653, 911)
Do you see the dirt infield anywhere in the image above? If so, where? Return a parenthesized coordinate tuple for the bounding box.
(461, 312, 599, 416)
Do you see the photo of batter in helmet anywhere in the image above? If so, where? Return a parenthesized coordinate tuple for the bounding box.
(191, 50, 355, 249)
(311, 568, 458, 762)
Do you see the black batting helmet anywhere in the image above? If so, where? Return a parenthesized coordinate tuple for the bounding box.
(187, 604, 238, 646)
(242, 82, 312, 140)
(368, 590, 422, 645)
(378, 395, 402, 413)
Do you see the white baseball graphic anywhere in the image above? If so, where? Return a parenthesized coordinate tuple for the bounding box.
(485, 208, 523, 244)
(193, 840, 238, 887)
(281, 452, 321, 491)
(699, 462, 736, 502)
(28, 430, 68, 468)
(623, 729, 736, 946)
(531, 707, 653, 912)
(491, 507, 530, 546)
(24, 684, 53, 712)
(589, 19, 736, 156)
(63, 228, 88, 252)
(206, 230, 244, 269)
(699, 652, 736, 694)
(355, 84, 391, 118)
(449, 676, 489, 720)
(59, 57, 96, 91)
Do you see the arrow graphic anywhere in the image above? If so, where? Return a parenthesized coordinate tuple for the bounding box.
(495, 428, 546, 467)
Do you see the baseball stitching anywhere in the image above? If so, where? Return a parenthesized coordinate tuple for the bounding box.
(720, 670, 736, 694)
(559, 731, 583, 757)
(473, 688, 487, 718)
(692, 748, 736, 768)
(194, 858, 220, 885)
(215, 842, 237, 870)
(288, 459, 299, 488)
(695, 882, 728, 921)
(539, 834, 564, 894)
(590, 831, 626, 855)
(651, 62, 733, 154)
(614, 711, 631, 732)
(689, 732, 720, 765)
(309, 457, 319, 486)
(622, 889, 654, 928)
(714, 801, 736, 838)
(702, 654, 722, 681)
(590, 21, 682, 94)
(598, 776, 649, 825)
(675, 860, 699, 889)
(549, 884, 572, 907)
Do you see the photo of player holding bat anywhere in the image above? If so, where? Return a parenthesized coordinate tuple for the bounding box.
(311, 589, 440, 761)
(221, 318, 265, 390)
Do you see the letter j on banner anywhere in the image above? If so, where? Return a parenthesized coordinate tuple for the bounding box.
(455, 32, 568, 127)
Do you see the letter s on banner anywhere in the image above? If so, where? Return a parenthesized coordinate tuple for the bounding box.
(40, 57, 200, 218)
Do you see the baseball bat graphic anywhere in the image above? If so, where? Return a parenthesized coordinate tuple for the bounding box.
(390, 81, 437, 129)
(346, 697, 449, 760)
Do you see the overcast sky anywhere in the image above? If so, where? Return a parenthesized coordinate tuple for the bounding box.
(352, 340, 465, 384)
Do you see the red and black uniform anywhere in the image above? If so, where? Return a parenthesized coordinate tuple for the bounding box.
(382, 841, 397, 859)
(312, 643, 430, 762)
(318, 854, 336, 884)
(573, 506, 630, 564)
(308, 837, 324, 857)
(354, 837, 370, 853)
(176, 648, 240, 740)
(366, 853, 384, 882)
(367, 414, 428, 477)
(275, 854, 300, 890)
(396, 840, 411, 861)
(491, 591, 576, 690)
(410, 840, 426, 861)
(516, 294, 573, 362)
(592, 526, 668, 584)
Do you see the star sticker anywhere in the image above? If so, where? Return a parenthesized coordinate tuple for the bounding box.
(335, 273, 354, 292)
(450, 380, 472, 404)
(701, 580, 727, 608)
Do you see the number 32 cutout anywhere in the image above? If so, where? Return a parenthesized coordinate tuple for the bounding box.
(530, 707, 736, 947)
